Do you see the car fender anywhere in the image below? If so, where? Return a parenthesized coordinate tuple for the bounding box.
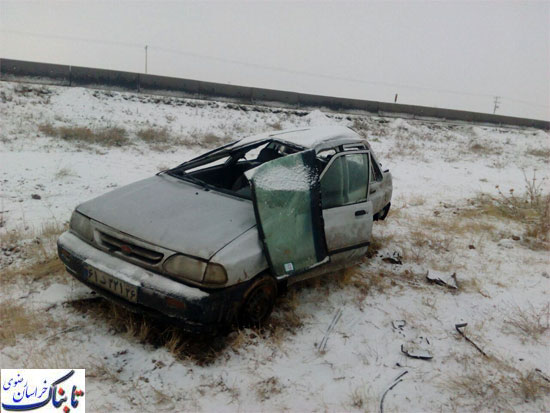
(210, 226, 269, 286)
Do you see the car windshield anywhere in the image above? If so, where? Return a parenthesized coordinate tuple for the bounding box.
(166, 139, 303, 199)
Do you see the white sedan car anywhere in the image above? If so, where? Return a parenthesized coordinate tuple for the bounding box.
(58, 126, 392, 332)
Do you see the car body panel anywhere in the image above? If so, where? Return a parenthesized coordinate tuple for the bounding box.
(209, 227, 268, 285)
(57, 231, 254, 333)
(76, 174, 256, 259)
(322, 201, 373, 259)
(231, 126, 362, 152)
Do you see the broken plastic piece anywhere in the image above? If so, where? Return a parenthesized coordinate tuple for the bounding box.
(381, 250, 403, 265)
(400, 337, 433, 360)
(392, 320, 406, 330)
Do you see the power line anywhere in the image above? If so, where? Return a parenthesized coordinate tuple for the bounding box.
(1, 29, 548, 110)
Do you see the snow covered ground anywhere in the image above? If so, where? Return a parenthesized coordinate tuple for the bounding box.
(1, 80, 549, 412)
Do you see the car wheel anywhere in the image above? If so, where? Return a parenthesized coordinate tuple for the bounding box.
(378, 203, 391, 220)
(239, 275, 277, 326)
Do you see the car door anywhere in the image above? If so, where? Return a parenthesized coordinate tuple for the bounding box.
(368, 153, 385, 215)
(320, 151, 373, 263)
(247, 150, 328, 278)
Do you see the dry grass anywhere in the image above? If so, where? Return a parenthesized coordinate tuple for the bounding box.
(54, 167, 76, 179)
(418, 215, 496, 237)
(526, 147, 550, 160)
(39, 123, 130, 147)
(184, 131, 232, 148)
(1, 222, 67, 286)
(2, 254, 66, 287)
(255, 376, 282, 401)
(268, 121, 283, 130)
(266, 289, 304, 341)
(408, 227, 454, 255)
(66, 278, 311, 365)
(445, 320, 550, 410)
(137, 127, 171, 143)
(0, 300, 50, 348)
(366, 232, 395, 258)
(468, 141, 498, 155)
(0, 227, 25, 248)
(407, 195, 426, 207)
(348, 385, 375, 411)
(67, 298, 231, 365)
(464, 173, 550, 249)
(502, 302, 550, 343)
(403, 215, 495, 266)
(447, 359, 550, 410)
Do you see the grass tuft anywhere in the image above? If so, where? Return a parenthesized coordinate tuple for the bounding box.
(39, 124, 130, 147)
(0, 300, 49, 347)
(465, 173, 549, 249)
(137, 127, 171, 144)
(502, 302, 550, 343)
(526, 148, 550, 160)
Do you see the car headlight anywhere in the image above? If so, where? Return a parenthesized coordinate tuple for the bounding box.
(163, 254, 228, 286)
(163, 254, 206, 283)
(70, 211, 93, 241)
(204, 263, 228, 285)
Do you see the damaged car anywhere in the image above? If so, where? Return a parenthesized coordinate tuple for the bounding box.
(57, 126, 392, 332)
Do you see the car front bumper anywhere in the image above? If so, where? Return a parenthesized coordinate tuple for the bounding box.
(57, 231, 248, 333)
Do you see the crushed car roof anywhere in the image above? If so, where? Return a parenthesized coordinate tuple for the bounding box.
(232, 126, 365, 152)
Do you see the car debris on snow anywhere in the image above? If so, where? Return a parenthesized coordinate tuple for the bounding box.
(426, 270, 458, 289)
(401, 337, 433, 360)
(317, 308, 343, 354)
(381, 250, 403, 265)
(380, 370, 408, 413)
(455, 323, 488, 357)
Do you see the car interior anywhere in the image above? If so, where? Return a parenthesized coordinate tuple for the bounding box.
(168, 139, 370, 201)
(170, 140, 303, 198)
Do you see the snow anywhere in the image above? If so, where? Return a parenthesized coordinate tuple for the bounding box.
(1, 80, 549, 412)
(250, 163, 315, 192)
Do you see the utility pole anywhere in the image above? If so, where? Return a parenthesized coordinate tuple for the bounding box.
(394, 93, 398, 103)
(493, 96, 500, 114)
(144, 45, 148, 74)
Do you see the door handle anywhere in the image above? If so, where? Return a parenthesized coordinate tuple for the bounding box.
(369, 188, 377, 194)
(355, 209, 367, 217)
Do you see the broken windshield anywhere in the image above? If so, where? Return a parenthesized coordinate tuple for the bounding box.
(165, 139, 303, 199)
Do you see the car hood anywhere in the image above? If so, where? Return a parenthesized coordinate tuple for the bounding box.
(77, 174, 256, 259)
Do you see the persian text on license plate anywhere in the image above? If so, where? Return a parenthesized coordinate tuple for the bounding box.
(86, 266, 138, 303)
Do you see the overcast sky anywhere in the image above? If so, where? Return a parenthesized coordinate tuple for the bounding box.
(1, 1, 548, 120)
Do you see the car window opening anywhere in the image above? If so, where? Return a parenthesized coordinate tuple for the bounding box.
(166, 140, 302, 198)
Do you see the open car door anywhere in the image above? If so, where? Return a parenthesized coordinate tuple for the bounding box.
(246, 150, 328, 278)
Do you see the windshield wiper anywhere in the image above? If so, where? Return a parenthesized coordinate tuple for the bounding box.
(167, 170, 211, 191)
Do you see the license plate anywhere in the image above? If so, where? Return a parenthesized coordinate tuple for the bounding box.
(86, 265, 138, 303)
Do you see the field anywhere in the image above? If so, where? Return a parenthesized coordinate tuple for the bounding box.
(1, 81, 549, 412)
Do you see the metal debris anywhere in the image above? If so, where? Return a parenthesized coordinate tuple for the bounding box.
(455, 323, 488, 357)
(317, 308, 342, 353)
(426, 271, 458, 289)
(535, 368, 550, 383)
(380, 371, 408, 413)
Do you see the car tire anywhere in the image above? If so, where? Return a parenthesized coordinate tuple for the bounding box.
(239, 275, 277, 327)
(378, 203, 391, 221)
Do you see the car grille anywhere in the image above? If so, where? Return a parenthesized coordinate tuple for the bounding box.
(98, 231, 164, 265)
